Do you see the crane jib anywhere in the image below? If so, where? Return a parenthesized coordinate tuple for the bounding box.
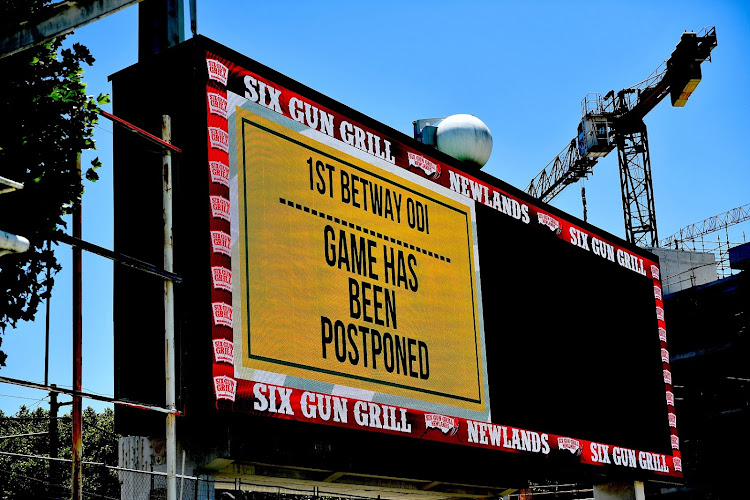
(526, 27, 717, 247)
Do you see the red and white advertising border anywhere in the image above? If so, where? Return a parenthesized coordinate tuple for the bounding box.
(206, 58, 236, 403)
(203, 52, 680, 477)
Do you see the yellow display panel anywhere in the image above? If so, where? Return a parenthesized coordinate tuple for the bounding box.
(236, 109, 485, 412)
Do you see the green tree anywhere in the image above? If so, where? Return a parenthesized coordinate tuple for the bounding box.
(0, 404, 120, 498)
(0, 0, 108, 366)
(0, 406, 52, 499)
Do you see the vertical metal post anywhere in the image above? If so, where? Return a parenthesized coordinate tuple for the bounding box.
(72, 154, 83, 500)
(189, 0, 197, 37)
(48, 389, 58, 496)
(163, 115, 177, 500)
(44, 240, 51, 386)
(180, 449, 186, 499)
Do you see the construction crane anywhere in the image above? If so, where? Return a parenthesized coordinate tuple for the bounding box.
(661, 203, 750, 278)
(526, 27, 717, 248)
(662, 203, 750, 249)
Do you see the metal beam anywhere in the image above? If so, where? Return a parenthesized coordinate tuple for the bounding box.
(0, 175, 24, 194)
(525, 139, 597, 203)
(52, 230, 182, 283)
(100, 109, 182, 154)
(1, 0, 143, 59)
(0, 375, 181, 415)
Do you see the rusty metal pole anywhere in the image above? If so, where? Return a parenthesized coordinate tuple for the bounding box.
(163, 115, 177, 500)
(72, 154, 83, 500)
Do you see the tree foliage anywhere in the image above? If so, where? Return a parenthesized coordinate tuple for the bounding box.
(0, 0, 108, 366)
(0, 405, 120, 499)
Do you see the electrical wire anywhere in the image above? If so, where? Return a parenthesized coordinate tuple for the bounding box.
(28, 394, 50, 410)
(0, 392, 45, 400)
(0, 466, 119, 500)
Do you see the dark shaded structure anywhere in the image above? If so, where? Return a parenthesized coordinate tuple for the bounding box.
(661, 261, 749, 498)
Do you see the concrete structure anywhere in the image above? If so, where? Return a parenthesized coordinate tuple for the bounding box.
(647, 247, 717, 295)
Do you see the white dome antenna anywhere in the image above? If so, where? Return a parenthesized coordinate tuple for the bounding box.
(413, 114, 493, 168)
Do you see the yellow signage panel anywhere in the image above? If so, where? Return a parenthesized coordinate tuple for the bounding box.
(236, 109, 485, 412)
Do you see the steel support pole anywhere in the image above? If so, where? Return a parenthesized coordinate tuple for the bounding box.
(44, 239, 51, 386)
(72, 154, 83, 500)
(48, 389, 58, 496)
(163, 115, 177, 500)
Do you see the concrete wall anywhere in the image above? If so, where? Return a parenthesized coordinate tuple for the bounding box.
(647, 248, 718, 295)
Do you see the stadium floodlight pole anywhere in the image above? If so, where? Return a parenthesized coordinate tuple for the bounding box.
(163, 114, 178, 500)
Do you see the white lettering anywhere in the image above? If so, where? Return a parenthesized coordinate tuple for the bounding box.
(300, 391, 316, 418)
(253, 383, 268, 411)
(289, 97, 305, 123)
(244, 75, 259, 102)
(340, 121, 354, 146)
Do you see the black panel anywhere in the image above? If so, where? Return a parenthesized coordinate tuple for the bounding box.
(475, 203, 670, 453)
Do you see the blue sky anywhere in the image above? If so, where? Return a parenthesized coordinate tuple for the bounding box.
(2, 0, 749, 414)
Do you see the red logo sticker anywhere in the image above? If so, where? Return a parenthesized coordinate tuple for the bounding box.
(651, 265, 660, 280)
(213, 338, 234, 364)
(537, 213, 562, 234)
(557, 437, 581, 454)
(407, 152, 441, 179)
(208, 92, 228, 118)
(211, 266, 232, 291)
(656, 307, 665, 322)
(424, 414, 459, 435)
(211, 231, 231, 256)
(668, 413, 677, 428)
(659, 327, 667, 342)
(213, 375, 237, 401)
(206, 59, 228, 86)
(671, 434, 680, 450)
(210, 195, 231, 222)
(209, 161, 230, 187)
(212, 302, 233, 328)
(208, 127, 229, 152)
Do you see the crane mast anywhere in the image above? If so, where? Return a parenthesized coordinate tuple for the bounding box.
(526, 27, 717, 247)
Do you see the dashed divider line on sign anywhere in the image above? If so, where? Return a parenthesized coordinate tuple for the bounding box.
(279, 197, 451, 264)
